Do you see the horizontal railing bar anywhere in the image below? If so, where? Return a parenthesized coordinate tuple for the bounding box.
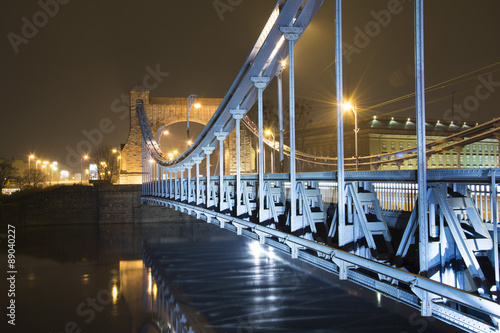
(193, 168, 500, 183)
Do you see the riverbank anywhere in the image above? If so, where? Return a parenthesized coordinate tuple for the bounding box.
(0, 185, 195, 226)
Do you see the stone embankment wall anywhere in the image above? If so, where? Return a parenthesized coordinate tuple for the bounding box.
(0, 185, 195, 226)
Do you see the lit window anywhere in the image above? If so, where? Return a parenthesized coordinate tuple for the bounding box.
(431, 155, 436, 166)
(453, 155, 457, 166)
(438, 155, 443, 166)
(472, 155, 477, 165)
(399, 142, 404, 150)
(446, 155, 450, 166)
(478, 144, 482, 152)
(382, 142, 387, 151)
(407, 142, 412, 148)
(479, 156, 483, 165)
(485, 156, 489, 166)
(472, 145, 476, 152)
(391, 142, 395, 150)
(466, 145, 470, 152)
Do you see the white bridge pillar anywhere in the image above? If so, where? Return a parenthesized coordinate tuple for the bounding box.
(281, 25, 303, 232)
(215, 131, 229, 211)
(251, 76, 270, 223)
(230, 107, 247, 216)
(202, 146, 216, 208)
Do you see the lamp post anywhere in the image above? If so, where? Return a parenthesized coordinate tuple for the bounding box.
(186, 94, 201, 141)
(265, 130, 275, 173)
(28, 155, 34, 187)
(158, 126, 168, 148)
(81, 155, 88, 184)
(344, 102, 359, 171)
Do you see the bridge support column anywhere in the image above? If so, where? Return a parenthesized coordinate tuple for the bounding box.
(415, 0, 430, 297)
(215, 131, 229, 211)
(161, 166, 165, 197)
(170, 171, 174, 199)
(180, 168, 185, 202)
(186, 162, 194, 203)
(277, 63, 285, 172)
(149, 161, 152, 196)
(193, 157, 204, 205)
(174, 168, 179, 200)
(492, 170, 499, 302)
(334, 1, 347, 246)
(202, 146, 216, 208)
(281, 26, 303, 231)
(251, 76, 271, 223)
(231, 108, 247, 216)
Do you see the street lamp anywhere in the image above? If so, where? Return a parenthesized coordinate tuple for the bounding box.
(343, 102, 359, 171)
(28, 155, 35, 187)
(81, 155, 88, 184)
(158, 126, 168, 148)
(265, 130, 276, 173)
(186, 94, 201, 141)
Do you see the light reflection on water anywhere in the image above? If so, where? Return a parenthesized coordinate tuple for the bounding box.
(7, 222, 459, 333)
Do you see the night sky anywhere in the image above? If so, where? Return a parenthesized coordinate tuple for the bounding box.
(1, 0, 499, 171)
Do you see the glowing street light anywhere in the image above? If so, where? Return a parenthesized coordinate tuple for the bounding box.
(28, 155, 35, 187)
(343, 102, 359, 171)
(158, 126, 168, 148)
(265, 129, 275, 173)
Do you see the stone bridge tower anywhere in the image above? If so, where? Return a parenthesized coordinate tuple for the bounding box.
(120, 89, 223, 184)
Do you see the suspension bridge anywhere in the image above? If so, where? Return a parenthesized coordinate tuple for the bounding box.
(137, 1, 500, 332)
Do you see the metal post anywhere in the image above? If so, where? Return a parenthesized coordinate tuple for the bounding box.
(203, 146, 216, 207)
(335, 0, 346, 246)
(277, 62, 285, 172)
(491, 170, 499, 303)
(251, 76, 270, 223)
(231, 108, 246, 216)
(180, 168, 184, 201)
(193, 157, 203, 205)
(281, 26, 303, 232)
(415, 0, 431, 316)
(215, 132, 229, 211)
(187, 163, 192, 203)
(170, 171, 174, 199)
(415, 0, 429, 276)
(354, 108, 359, 171)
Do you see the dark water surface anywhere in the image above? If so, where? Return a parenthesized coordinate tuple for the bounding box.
(1, 221, 460, 332)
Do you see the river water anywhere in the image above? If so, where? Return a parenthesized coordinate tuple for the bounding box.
(2, 221, 460, 332)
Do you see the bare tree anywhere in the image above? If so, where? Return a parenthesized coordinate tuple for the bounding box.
(90, 145, 120, 183)
(0, 161, 18, 193)
(18, 169, 46, 189)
